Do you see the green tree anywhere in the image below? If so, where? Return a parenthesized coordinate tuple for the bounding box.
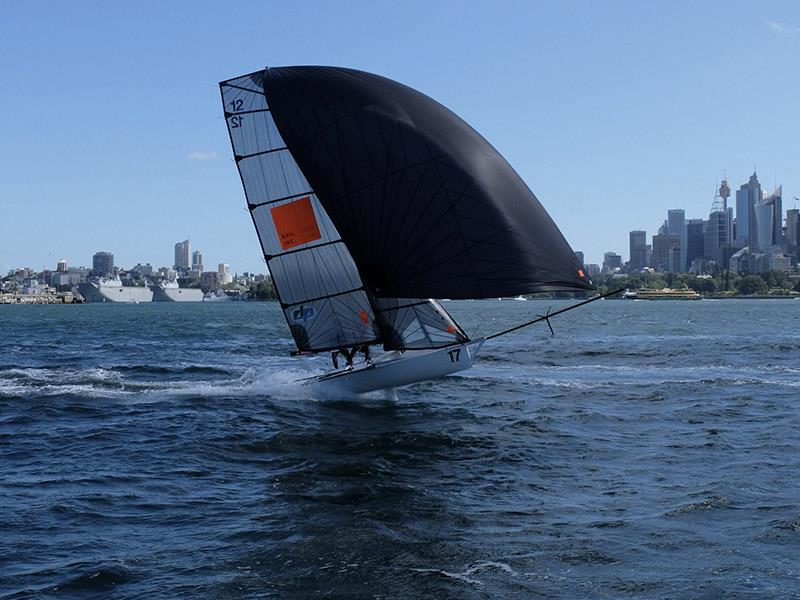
(250, 281, 278, 300)
(738, 274, 767, 296)
(763, 270, 788, 289)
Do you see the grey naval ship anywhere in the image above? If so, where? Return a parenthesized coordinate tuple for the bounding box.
(150, 280, 203, 302)
(78, 276, 154, 303)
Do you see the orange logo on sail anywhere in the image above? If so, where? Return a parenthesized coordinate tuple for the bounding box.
(578, 269, 585, 278)
(358, 310, 370, 324)
(271, 196, 322, 250)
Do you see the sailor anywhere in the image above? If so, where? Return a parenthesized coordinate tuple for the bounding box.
(361, 344, 373, 366)
(338, 346, 358, 370)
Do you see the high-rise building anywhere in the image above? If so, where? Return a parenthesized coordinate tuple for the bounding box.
(651, 234, 680, 272)
(685, 219, 705, 269)
(191, 250, 204, 274)
(56, 259, 67, 273)
(174, 239, 190, 269)
(705, 180, 733, 270)
(735, 171, 762, 248)
(786, 209, 799, 245)
(754, 185, 782, 252)
(574, 251, 585, 265)
(667, 209, 686, 270)
(628, 230, 647, 271)
(786, 208, 799, 257)
(602, 252, 622, 273)
(218, 262, 232, 285)
(92, 251, 114, 275)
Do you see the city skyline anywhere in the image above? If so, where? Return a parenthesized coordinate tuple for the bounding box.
(2, 2, 800, 273)
(4, 240, 242, 278)
(5, 170, 797, 275)
(592, 168, 798, 276)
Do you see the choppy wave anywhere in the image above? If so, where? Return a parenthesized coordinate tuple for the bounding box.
(1, 300, 799, 598)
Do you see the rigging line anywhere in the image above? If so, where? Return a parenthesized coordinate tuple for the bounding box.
(484, 288, 624, 342)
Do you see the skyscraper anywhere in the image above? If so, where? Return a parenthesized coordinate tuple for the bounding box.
(705, 180, 733, 270)
(628, 230, 647, 271)
(56, 259, 67, 273)
(754, 185, 782, 252)
(735, 171, 762, 248)
(174, 239, 190, 269)
(602, 252, 622, 273)
(787, 208, 800, 261)
(771, 185, 783, 248)
(667, 209, 686, 271)
(786, 208, 799, 247)
(92, 251, 114, 275)
(192, 250, 204, 274)
(217, 262, 232, 285)
(651, 234, 680, 272)
(685, 219, 705, 269)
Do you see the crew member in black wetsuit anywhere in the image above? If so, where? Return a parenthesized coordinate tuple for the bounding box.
(332, 345, 372, 369)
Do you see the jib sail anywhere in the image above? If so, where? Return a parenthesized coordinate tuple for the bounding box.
(220, 71, 468, 353)
(220, 73, 380, 352)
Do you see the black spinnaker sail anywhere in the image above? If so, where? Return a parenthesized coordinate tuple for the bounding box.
(220, 67, 593, 354)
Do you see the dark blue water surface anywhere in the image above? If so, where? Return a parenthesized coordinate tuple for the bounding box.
(1, 299, 799, 599)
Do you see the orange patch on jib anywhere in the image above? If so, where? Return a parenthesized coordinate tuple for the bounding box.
(271, 197, 322, 250)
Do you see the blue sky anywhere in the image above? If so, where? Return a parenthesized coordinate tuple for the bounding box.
(1, 1, 799, 274)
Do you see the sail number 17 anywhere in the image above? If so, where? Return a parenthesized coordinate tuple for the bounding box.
(447, 348, 461, 363)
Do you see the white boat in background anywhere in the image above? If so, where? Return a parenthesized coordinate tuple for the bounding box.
(512, 295, 527, 301)
(78, 276, 154, 303)
(151, 280, 203, 302)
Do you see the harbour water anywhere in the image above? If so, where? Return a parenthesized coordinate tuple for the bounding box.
(1, 300, 798, 598)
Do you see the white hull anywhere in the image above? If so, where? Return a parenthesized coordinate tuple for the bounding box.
(78, 282, 153, 303)
(303, 339, 484, 394)
(151, 286, 204, 302)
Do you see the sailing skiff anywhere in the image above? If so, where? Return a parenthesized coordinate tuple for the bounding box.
(220, 66, 600, 393)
